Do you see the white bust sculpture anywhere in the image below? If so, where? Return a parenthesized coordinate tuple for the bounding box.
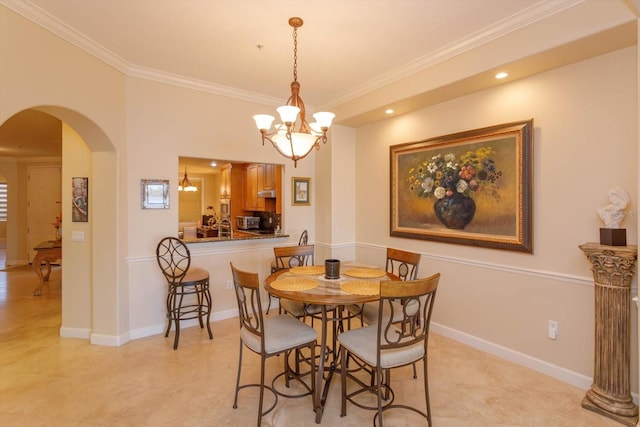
(597, 187, 631, 229)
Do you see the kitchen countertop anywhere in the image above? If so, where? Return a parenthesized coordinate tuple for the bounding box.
(181, 229, 289, 243)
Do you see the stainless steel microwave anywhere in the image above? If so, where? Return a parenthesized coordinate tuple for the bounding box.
(236, 216, 260, 230)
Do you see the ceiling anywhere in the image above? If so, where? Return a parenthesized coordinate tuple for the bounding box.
(0, 0, 637, 161)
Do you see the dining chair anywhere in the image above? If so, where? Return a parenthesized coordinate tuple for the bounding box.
(298, 229, 309, 246)
(230, 263, 317, 427)
(348, 247, 422, 377)
(349, 247, 421, 323)
(269, 229, 309, 274)
(267, 229, 308, 314)
(338, 273, 440, 427)
(270, 244, 317, 318)
(156, 237, 213, 350)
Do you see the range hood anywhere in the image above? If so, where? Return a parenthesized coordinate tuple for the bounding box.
(257, 189, 277, 198)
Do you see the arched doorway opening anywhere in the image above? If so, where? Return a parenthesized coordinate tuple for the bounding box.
(0, 106, 121, 344)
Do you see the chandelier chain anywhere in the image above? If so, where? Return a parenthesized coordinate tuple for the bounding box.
(292, 26, 298, 82)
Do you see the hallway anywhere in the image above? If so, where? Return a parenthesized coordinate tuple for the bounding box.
(0, 263, 621, 426)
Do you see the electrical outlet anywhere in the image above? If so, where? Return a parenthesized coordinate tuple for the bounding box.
(548, 320, 558, 340)
(226, 280, 233, 290)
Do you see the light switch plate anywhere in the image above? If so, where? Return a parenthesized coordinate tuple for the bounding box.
(71, 231, 85, 242)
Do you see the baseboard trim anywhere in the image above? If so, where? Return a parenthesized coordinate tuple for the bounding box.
(431, 323, 640, 403)
(59, 326, 91, 339)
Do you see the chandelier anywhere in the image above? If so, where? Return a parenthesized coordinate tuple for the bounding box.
(253, 17, 335, 167)
(178, 167, 197, 192)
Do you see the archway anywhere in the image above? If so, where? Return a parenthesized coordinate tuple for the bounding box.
(0, 106, 122, 345)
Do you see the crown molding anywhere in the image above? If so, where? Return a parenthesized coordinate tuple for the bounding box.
(3, 0, 586, 110)
(1, 0, 283, 106)
(1, 0, 130, 71)
(127, 64, 284, 107)
(322, 0, 587, 109)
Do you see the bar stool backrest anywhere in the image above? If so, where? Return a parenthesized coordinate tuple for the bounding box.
(156, 237, 192, 284)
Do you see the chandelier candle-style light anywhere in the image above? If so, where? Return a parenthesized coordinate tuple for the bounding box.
(253, 17, 335, 167)
(178, 167, 197, 192)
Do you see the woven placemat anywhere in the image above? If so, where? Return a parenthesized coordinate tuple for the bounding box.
(289, 265, 325, 275)
(270, 277, 318, 291)
(343, 268, 386, 279)
(341, 280, 380, 296)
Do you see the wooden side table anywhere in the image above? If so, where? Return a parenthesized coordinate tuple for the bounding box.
(579, 243, 638, 426)
(32, 240, 62, 296)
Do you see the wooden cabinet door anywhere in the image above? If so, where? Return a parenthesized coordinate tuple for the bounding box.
(243, 164, 265, 211)
(257, 164, 266, 192)
(263, 164, 276, 190)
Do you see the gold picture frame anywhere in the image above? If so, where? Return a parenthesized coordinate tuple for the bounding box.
(390, 120, 533, 252)
(292, 177, 311, 206)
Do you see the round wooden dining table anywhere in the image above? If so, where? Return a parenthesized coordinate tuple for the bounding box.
(264, 264, 398, 423)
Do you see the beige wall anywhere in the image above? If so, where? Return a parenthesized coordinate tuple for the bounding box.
(353, 47, 638, 390)
(124, 76, 316, 335)
(1, 5, 125, 341)
(61, 124, 92, 332)
(1, 1, 639, 396)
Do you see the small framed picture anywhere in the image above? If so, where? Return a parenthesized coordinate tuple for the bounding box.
(292, 177, 311, 206)
(141, 179, 170, 209)
(72, 177, 89, 222)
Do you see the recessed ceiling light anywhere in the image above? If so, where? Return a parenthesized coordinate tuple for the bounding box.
(210, 161, 217, 167)
(385, 109, 394, 115)
(495, 72, 509, 79)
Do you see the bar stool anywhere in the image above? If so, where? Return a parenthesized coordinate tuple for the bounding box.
(156, 237, 213, 349)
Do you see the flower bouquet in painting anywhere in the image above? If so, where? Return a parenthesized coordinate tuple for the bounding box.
(407, 147, 502, 229)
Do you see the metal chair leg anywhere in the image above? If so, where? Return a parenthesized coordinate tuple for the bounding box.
(233, 341, 243, 409)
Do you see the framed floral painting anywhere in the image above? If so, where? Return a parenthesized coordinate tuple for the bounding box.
(390, 120, 533, 252)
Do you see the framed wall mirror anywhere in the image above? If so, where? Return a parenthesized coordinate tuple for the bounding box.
(141, 179, 169, 209)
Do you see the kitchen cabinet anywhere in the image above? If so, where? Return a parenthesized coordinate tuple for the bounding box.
(263, 164, 278, 190)
(243, 164, 265, 211)
(220, 163, 244, 220)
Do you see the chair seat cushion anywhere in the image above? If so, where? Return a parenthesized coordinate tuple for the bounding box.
(346, 304, 361, 316)
(280, 299, 332, 317)
(338, 324, 424, 369)
(182, 267, 209, 284)
(241, 315, 317, 355)
(360, 300, 404, 325)
(280, 299, 306, 317)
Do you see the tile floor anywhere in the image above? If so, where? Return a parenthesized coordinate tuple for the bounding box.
(0, 261, 621, 426)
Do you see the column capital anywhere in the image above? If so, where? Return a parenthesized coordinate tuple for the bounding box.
(579, 243, 637, 288)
